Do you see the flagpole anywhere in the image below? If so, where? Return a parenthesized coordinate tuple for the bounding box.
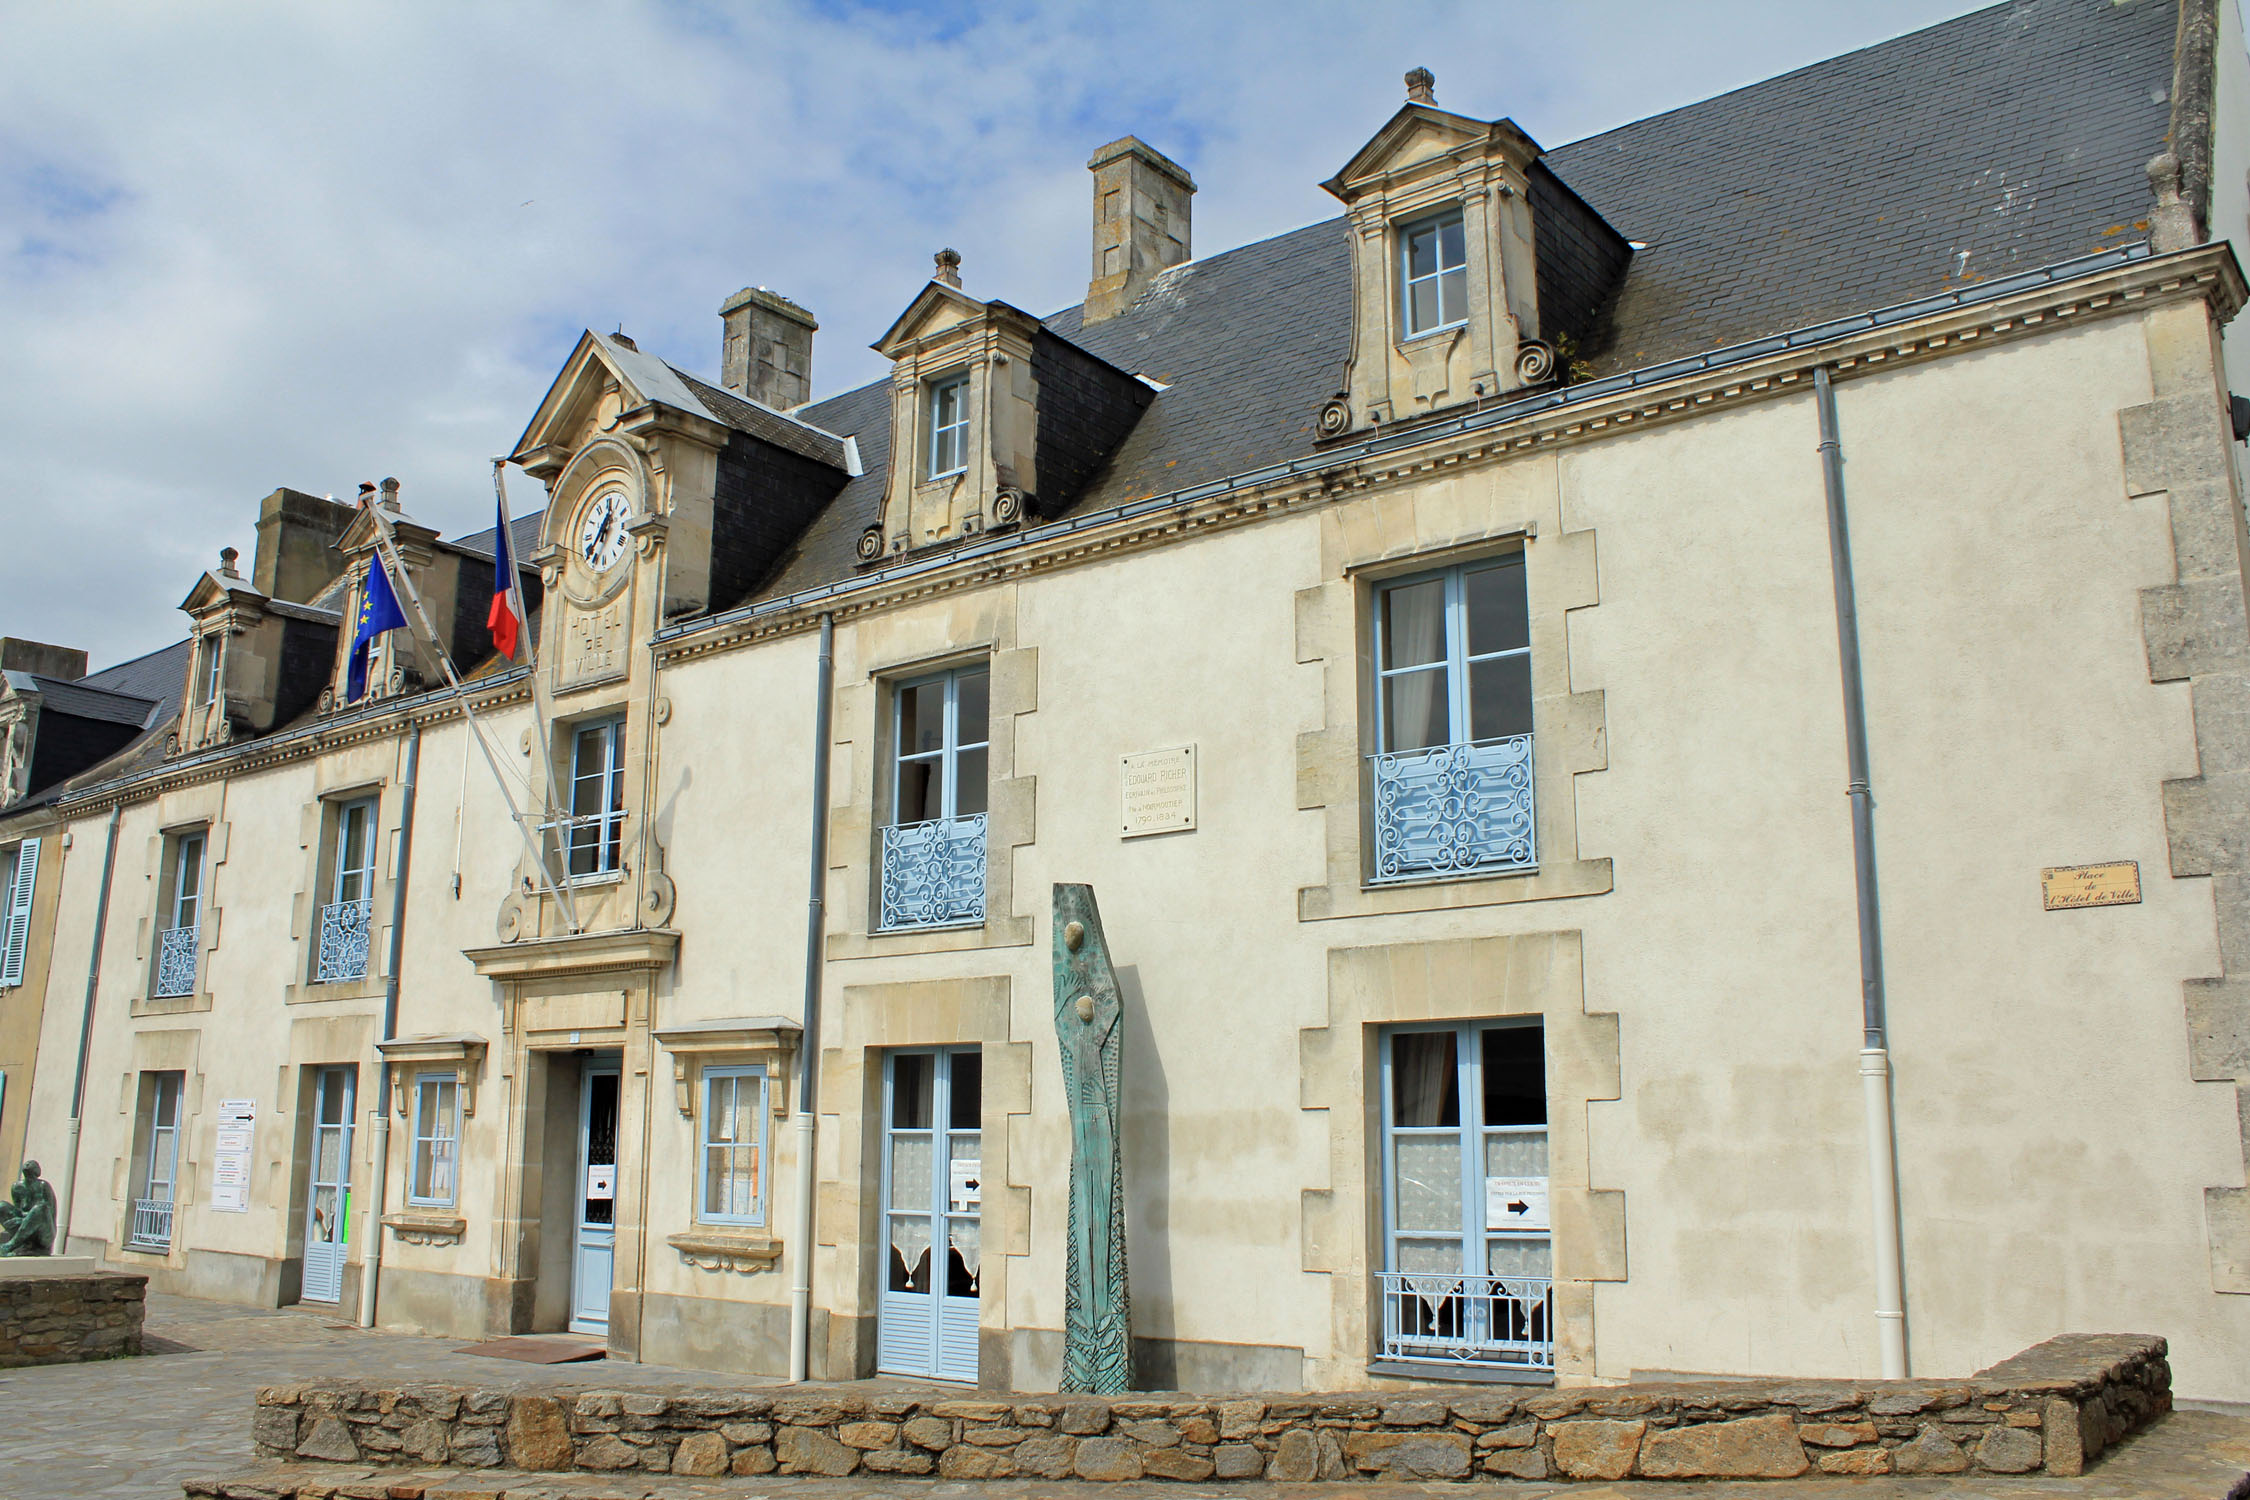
(362, 497, 581, 933)
(493, 459, 576, 873)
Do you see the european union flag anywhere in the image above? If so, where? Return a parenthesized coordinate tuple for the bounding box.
(346, 553, 408, 703)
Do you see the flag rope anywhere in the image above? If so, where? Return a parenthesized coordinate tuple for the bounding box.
(363, 500, 581, 934)
(493, 459, 578, 879)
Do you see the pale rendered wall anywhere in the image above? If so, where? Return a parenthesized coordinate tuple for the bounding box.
(15, 296, 2246, 1401)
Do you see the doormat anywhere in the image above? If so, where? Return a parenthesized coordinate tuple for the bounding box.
(453, 1335, 606, 1364)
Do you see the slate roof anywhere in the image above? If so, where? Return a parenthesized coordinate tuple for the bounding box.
(1546, 0, 2179, 371)
(14, 674, 157, 727)
(750, 0, 2182, 606)
(82, 639, 191, 721)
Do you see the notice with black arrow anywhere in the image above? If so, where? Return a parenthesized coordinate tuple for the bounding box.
(1484, 1175, 1549, 1232)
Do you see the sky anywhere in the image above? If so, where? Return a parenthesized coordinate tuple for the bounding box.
(1, 0, 2006, 670)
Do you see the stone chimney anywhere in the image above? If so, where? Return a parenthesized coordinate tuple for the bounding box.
(0, 639, 87, 680)
(1084, 136, 1195, 324)
(720, 287, 817, 411)
(252, 487, 356, 605)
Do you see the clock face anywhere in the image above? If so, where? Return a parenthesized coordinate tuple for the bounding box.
(578, 490, 630, 571)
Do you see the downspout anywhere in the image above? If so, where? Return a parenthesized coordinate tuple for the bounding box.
(1813, 365, 1910, 1378)
(788, 613, 835, 1383)
(359, 723, 420, 1328)
(57, 804, 123, 1251)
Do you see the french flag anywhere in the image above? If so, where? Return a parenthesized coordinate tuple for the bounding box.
(488, 479, 530, 662)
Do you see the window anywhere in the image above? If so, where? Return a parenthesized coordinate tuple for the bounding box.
(409, 1074, 460, 1207)
(927, 375, 969, 479)
(566, 717, 625, 879)
(0, 838, 37, 986)
(154, 830, 206, 998)
(1400, 209, 1468, 338)
(130, 1071, 183, 1250)
(879, 665, 989, 930)
(699, 1066, 768, 1226)
(1368, 555, 1534, 881)
(1377, 1022, 1552, 1372)
(197, 634, 224, 706)
(316, 797, 377, 983)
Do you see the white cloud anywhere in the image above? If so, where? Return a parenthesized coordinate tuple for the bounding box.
(1, 0, 1983, 667)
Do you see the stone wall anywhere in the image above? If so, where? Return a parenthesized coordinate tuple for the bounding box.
(0, 1271, 146, 1367)
(250, 1333, 2168, 1482)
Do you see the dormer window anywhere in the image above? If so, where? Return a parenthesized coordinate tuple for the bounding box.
(1401, 209, 1468, 338)
(927, 375, 969, 480)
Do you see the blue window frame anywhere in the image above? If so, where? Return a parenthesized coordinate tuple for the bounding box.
(409, 1073, 459, 1207)
(1377, 1021, 1552, 1371)
(1368, 554, 1535, 882)
(566, 717, 625, 879)
(927, 376, 969, 479)
(879, 665, 990, 931)
(699, 1065, 768, 1226)
(1399, 209, 1468, 337)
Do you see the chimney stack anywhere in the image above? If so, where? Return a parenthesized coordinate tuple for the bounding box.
(1084, 136, 1195, 324)
(720, 287, 817, 411)
(0, 639, 87, 680)
(252, 487, 356, 604)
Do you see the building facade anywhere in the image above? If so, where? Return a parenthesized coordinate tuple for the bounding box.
(8, 0, 2250, 1401)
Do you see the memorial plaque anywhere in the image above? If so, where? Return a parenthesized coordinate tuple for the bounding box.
(1120, 745, 1196, 838)
(2041, 860, 2141, 911)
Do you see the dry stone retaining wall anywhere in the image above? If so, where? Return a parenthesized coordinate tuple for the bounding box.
(248, 1333, 2168, 1483)
(0, 1270, 145, 1367)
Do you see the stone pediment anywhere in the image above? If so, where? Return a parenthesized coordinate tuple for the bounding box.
(1322, 103, 1542, 202)
(335, 501, 436, 563)
(512, 332, 638, 467)
(871, 281, 994, 359)
(178, 569, 264, 618)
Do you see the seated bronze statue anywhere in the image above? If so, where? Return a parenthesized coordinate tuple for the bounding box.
(0, 1160, 57, 1256)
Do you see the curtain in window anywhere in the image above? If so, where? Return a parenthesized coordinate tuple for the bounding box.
(1393, 1030, 1456, 1128)
(1384, 582, 1447, 751)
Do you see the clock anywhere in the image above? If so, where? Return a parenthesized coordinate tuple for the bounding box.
(577, 490, 630, 571)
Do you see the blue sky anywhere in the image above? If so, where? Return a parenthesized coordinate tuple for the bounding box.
(3, 0, 2020, 666)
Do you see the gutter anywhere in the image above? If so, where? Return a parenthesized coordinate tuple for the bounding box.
(787, 613, 835, 1383)
(46, 241, 2221, 821)
(1813, 365, 1910, 1379)
(656, 243, 2169, 652)
(57, 805, 122, 1251)
(358, 723, 420, 1328)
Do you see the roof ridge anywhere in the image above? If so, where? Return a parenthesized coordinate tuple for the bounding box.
(1546, 0, 2016, 158)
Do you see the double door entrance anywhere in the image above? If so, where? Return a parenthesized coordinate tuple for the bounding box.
(878, 1048, 981, 1383)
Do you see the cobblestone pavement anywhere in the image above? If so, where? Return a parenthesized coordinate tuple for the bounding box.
(1, 1295, 2244, 1500)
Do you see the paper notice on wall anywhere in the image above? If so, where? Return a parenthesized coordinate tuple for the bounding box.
(211, 1100, 256, 1213)
(1484, 1176, 1549, 1232)
(949, 1157, 981, 1214)
(586, 1165, 615, 1201)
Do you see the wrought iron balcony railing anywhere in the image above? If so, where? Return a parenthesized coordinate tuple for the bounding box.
(1367, 734, 1535, 883)
(315, 898, 373, 983)
(1377, 1271, 1554, 1370)
(127, 1198, 174, 1251)
(153, 925, 200, 998)
(879, 813, 987, 931)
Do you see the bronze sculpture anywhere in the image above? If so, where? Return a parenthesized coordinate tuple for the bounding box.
(1053, 884, 1130, 1392)
(0, 1160, 57, 1256)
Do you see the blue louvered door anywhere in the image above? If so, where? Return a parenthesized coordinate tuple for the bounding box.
(878, 1049, 981, 1382)
(302, 1067, 354, 1303)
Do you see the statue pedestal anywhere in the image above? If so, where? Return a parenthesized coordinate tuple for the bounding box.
(0, 1255, 96, 1279)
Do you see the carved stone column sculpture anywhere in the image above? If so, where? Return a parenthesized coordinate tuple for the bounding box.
(1053, 883, 1130, 1392)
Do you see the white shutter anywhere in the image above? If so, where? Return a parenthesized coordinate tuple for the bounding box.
(1, 837, 39, 987)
